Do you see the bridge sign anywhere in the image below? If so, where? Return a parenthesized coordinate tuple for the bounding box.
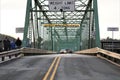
(107, 27, 119, 31)
(49, 0, 75, 11)
(16, 27, 24, 33)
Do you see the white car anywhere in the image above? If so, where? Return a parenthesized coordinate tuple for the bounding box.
(59, 49, 67, 54)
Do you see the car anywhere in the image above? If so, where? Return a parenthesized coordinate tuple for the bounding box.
(59, 49, 67, 54)
(66, 49, 73, 53)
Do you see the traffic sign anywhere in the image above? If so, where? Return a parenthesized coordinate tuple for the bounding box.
(107, 27, 119, 31)
(16, 27, 24, 33)
(49, 0, 75, 11)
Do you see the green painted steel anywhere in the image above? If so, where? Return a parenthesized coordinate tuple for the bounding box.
(23, 0, 101, 51)
(93, 0, 101, 48)
(23, 0, 32, 47)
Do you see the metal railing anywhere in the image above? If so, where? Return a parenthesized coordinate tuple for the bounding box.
(0, 47, 56, 62)
(75, 47, 120, 66)
(0, 47, 119, 66)
(0, 48, 23, 62)
(97, 48, 120, 65)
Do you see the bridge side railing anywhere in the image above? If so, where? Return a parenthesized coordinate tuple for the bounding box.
(0, 48, 23, 62)
(0, 48, 56, 62)
(97, 48, 120, 65)
(0, 47, 120, 65)
(75, 47, 120, 65)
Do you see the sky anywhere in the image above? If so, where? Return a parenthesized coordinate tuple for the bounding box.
(0, 0, 120, 40)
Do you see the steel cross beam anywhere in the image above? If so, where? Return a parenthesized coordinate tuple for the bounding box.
(37, 18, 83, 20)
(80, 0, 92, 25)
(34, 0, 51, 23)
(32, 10, 93, 12)
(34, 0, 62, 50)
(54, 29, 61, 39)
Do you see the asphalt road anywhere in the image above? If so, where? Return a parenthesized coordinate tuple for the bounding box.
(0, 54, 120, 80)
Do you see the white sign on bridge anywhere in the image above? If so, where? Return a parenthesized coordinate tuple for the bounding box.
(16, 27, 24, 33)
(49, 0, 75, 11)
(107, 27, 119, 31)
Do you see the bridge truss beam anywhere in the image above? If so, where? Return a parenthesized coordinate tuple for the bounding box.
(23, 0, 100, 51)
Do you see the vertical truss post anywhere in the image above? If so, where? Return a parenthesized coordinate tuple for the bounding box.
(63, 12, 68, 41)
(51, 27, 53, 51)
(88, 3, 92, 49)
(35, 2, 40, 48)
(31, 11, 36, 48)
(23, 0, 32, 47)
(80, 26, 82, 50)
(93, 0, 101, 48)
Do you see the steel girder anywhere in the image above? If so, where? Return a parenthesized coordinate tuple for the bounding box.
(23, 0, 100, 51)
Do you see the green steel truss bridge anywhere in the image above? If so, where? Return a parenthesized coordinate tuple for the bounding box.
(23, 0, 100, 51)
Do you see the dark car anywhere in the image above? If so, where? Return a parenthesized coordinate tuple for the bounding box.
(66, 49, 73, 53)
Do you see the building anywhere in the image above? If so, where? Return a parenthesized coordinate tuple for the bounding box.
(101, 39, 120, 53)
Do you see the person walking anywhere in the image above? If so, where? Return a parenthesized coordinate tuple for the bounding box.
(15, 37, 22, 48)
(0, 40, 3, 52)
(3, 37, 10, 51)
(10, 40, 16, 49)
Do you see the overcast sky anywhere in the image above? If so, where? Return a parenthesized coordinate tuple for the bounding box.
(0, 0, 120, 39)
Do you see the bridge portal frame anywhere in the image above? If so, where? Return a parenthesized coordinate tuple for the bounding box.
(23, 0, 100, 51)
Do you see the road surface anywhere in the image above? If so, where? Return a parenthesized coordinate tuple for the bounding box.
(0, 54, 120, 80)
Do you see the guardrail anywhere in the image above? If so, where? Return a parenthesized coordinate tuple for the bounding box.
(0, 48, 56, 62)
(75, 47, 120, 66)
(22, 48, 56, 56)
(0, 48, 23, 62)
(0, 47, 119, 66)
(97, 48, 120, 65)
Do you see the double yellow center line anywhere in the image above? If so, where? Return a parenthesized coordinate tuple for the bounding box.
(43, 57, 61, 80)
